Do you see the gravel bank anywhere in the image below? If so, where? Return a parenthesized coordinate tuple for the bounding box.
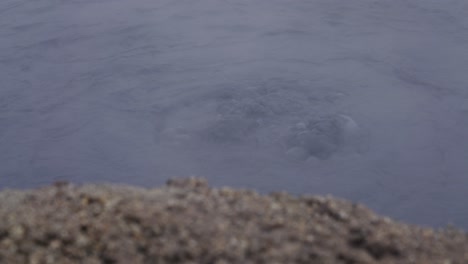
(0, 178, 467, 263)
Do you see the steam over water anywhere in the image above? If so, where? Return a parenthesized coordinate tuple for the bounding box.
(1, 0, 468, 228)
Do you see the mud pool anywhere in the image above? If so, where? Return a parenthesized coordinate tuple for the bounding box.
(1, 0, 468, 228)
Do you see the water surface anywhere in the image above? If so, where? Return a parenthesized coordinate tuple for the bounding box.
(1, 0, 468, 228)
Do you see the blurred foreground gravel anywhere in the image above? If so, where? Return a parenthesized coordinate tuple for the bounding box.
(0, 178, 467, 264)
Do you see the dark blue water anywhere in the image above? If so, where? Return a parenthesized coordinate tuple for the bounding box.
(1, 0, 468, 229)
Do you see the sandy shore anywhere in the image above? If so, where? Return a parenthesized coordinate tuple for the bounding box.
(0, 178, 467, 263)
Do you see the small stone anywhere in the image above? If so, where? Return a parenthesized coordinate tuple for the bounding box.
(76, 234, 89, 247)
(10, 225, 25, 240)
(49, 240, 61, 250)
(270, 202, 281, 211)
(305, 235, 315, 243)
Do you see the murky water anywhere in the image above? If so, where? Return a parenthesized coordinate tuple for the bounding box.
(1, 0, 468, 228)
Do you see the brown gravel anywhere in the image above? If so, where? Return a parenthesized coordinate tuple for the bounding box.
(0, 178, 467, 264)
